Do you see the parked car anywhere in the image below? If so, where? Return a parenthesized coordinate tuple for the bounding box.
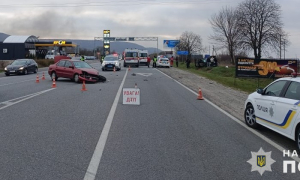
(244, 76, 300, 151)
(102, 54, 121, 71)
(48, 59, 100, 83)
(45, 50, 55, 59)
(157, 57, 170, 68)
(4, 59, 38, 76)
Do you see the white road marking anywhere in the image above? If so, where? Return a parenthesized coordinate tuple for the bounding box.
(0, 88, 55, 110)
(136, 73, 152, 77)
(0, 79, 35, 87)
(157, 69, 300, 163)
(84, 68, 128, 180)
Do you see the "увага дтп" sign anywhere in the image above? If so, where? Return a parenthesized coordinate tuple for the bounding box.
(123, 88, 140, 105)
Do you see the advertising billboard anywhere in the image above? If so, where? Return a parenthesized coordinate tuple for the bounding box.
(163, 40, 180, 48)
(236, 58, 298, 78)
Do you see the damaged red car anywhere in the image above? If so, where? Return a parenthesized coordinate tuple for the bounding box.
(48, 59, 100, 83)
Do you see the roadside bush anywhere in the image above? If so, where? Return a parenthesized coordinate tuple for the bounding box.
(36, 59, 54, 68)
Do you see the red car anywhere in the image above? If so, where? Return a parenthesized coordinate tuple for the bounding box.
(48, 59, 100, 83)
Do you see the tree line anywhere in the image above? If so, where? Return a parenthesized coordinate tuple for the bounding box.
(176, 0, 289, 64)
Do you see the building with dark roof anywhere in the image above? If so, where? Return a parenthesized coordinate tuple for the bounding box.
(0, 33, 77, 60)
(0, 35, 39, 60)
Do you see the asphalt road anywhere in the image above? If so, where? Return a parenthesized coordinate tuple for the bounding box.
(0, 61, 299, 179)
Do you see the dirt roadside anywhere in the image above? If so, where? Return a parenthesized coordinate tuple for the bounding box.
(158, 67, 249, 121)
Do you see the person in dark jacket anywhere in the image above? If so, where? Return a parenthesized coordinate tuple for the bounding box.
(175, 56, 179, 67)
(186, 58, 190, 68)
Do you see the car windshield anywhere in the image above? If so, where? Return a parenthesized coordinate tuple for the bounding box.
(161, 58, 169, 61)
(73, 61, 92, 68)
(104, 56, 118, 61)
(11, 60, 27, 65)
(125, 52, 138, 57)
(140, 53, 147, 57)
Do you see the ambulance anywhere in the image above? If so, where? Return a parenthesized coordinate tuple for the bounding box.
(138, 50, 148, 66)
(123, 48, 139, 67)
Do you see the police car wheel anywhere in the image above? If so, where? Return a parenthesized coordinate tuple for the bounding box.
(244, 104, 259, 128)
(296, 127, 300, 153)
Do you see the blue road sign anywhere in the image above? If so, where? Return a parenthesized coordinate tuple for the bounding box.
(177, 51, 188, 55)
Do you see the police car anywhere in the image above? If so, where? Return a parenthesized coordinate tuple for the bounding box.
(244, 76, 300, 151)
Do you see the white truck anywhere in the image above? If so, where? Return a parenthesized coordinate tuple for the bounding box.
(123, 48, 140, 67)
(138, 50, 148, 66)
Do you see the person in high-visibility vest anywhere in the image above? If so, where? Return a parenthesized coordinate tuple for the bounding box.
(153, 56, 157, 68)
(80, 55, 85, 61)
(101, 56, 104, 63)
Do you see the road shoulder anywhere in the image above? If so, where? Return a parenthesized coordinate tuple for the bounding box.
(158, 67, 248, 121)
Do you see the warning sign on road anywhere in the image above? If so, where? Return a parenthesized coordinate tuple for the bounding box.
(123, 88, 140, 105)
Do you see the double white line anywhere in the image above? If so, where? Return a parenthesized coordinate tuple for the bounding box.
(0, 88, 55, 111)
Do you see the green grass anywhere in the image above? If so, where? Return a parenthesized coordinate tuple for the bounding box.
(175, 62, 274, 93)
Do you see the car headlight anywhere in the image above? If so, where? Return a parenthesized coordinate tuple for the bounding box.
(19, 67, 24, 70)
(4, 67, 7, 70)
(115, 62, 118, 66)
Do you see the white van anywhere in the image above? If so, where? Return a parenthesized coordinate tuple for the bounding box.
(124, 48, 139, 67)
(138, 50, 148, 66)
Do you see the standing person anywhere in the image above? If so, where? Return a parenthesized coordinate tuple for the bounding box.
(207, 57, 211, 67)
(175, 56, 179, 67)
(170, 56, 174, 67)
(147, 55, 151, 68)
(80, 55, 85, 61)
(153, 56, 157, 68)
(186, 58, 190, 68)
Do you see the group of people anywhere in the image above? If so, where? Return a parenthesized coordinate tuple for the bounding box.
(146, 55, 179, 68)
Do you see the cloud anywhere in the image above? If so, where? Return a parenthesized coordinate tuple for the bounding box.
(0, 0, 299, 58)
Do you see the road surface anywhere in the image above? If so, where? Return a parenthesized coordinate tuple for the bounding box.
(0, 62, 298, 179)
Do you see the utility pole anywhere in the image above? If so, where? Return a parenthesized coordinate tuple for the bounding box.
(279, 34, 281, 59)
(283, 39, 285, 60)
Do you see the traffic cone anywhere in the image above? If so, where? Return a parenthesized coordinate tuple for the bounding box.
(113, 66, 116, 72)
(197, 88, 204, 100)
(128, 66, 131, 71)
(36, 74, 39, 83)
(81, 80, 87, 91)
(52, 78, 56, 88)
(42, 72, 46, 80)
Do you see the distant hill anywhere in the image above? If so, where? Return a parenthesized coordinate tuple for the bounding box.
(70, 39, 161, 54)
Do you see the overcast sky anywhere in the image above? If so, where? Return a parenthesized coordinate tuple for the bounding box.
(0, 0, 299, 58)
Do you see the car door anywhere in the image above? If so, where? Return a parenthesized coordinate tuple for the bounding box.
(273, 81, 300, 137)
(29, 59, 35, 72)
(63, 61, 74, 78)
(56, 60, 66, 77)
(255, 80, 288, 126)
(25, 60, 32, 72)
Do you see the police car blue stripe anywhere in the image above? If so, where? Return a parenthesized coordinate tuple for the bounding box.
(294, 101, 300, 106)
(256, 110, 292, 126)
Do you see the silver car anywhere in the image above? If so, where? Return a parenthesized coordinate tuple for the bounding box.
(101, 55, 121, 71)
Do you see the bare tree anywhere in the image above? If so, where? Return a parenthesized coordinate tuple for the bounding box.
(209, 6, 242, 64)
(176, 31, 203, 59)
(236, 0, 288, 59)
